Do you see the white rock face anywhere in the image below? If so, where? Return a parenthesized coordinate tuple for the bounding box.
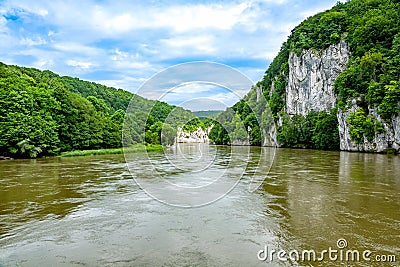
(262, 117, 280, 147)
(338, 100, 400, 152)
(263, 41, 350, 147)
(286, 41, 350, 116)
(393, 115, 400, 151)
(176, 127, 211, 144)
(262, 126, 277, 147)
(337, 101, 358, 151)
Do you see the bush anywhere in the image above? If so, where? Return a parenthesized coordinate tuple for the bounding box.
(277, 111, 340, 150)
(346, 108, 384, 143)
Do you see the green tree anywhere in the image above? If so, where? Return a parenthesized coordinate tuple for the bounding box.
(161, 123, 177, 146)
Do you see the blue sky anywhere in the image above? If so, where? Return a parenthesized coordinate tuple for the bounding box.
(0, 0, 339, 111)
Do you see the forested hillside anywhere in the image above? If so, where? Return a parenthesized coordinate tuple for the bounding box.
(193, 110, 223, 118)
(210, 0, 400, 150)
(0, 62, 194, 158)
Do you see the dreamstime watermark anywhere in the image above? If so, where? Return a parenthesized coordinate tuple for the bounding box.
(257, 238, 397, 265)
(123, 62, 276, 207)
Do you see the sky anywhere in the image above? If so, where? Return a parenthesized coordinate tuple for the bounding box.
(0, 0, 339, 111)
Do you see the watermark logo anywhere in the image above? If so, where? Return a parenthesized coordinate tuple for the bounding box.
(123, 62, 276, 207)
(336, 238, 348, 249)
(257, 238, 397, 264)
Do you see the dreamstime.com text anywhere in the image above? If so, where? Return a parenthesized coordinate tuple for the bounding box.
(257, 238, 397, 264)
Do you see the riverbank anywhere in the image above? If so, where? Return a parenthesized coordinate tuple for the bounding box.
(60, 144, 163, 157)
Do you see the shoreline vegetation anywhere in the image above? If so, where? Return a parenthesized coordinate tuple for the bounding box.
(60, 144, 163, 157)
(2, 143, 397, 160)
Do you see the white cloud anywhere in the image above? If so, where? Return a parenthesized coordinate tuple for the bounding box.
(153, 3, 251, 32)
(168, 83, 220, 95)
(48, 2, 253, 35)
(211, 91, 242, 107)
(109, 3, 249, 33)
(110, 48, 130, 61)
(161, 36, 216, 53)
(112, 60, 153, 70)
(255, 0, 286, 3)
(158, 79, 246, 110)
(96, 76, 147, 91)
(179, 98, 229, 112)
(33, 58, 54, 69)
(20, 37, 47, 46)
(91, 8, 136, 34)
(36, 9, 48, 16)
(53, 43, 101, 56)
(5, 2, 48, 17)
(0, 16, 8, 32)
(108, 48, 154, 71)
(66, 60, 95, 69)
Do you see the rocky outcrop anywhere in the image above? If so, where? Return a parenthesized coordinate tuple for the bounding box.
(262, 41, 350, 147)
(250, 40, 399, 153)
(0, 156, 13, 160)
(176, 127, 211, 144)
(286, 41, 350, 116)
(262, 117, 280, 147)
(262, 126, 277, 147)
(338, 100, 400, 152)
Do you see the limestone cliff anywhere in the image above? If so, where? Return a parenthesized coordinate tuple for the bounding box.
(176, 127, 211, 144)
(285, 41, 349, 116)
(338, 100, 400, 152)
(263, 41, 350, 147)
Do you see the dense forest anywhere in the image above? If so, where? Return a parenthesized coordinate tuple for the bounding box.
(209, 0, 400, 149)
(193, 110, 223, 118)
(0, 63, 195, 158)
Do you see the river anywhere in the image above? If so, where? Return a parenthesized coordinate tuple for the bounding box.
(0, 144, 399, 266)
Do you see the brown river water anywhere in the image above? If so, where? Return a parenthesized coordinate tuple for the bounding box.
(0, 144, 399, 266)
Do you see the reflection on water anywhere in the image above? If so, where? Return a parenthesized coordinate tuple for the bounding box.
(260, 150, 400, 266)
(125, 144, 258, 207)
(0, 147, 399, 266)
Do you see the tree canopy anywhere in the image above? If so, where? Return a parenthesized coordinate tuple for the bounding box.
(0, 63, 195, 158)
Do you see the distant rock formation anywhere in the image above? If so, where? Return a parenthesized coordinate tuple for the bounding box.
(176, 127, 212, 144)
